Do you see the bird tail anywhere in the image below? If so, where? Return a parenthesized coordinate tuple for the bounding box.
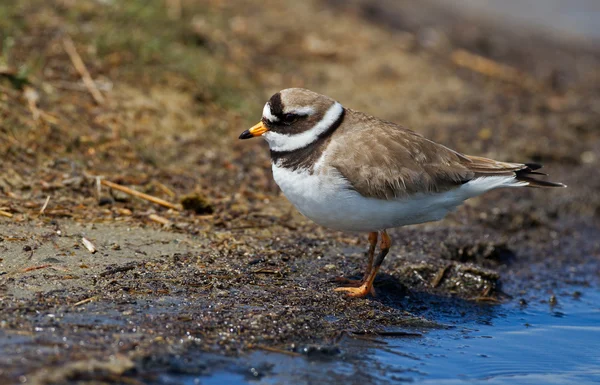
(462, 155, 566, 188)
(514, 163, 566, 188)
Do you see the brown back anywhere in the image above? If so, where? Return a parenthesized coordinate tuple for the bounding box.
(327, 109, 531, 199)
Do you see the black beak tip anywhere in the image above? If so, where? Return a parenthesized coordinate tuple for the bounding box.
(239, 130, 253, 140)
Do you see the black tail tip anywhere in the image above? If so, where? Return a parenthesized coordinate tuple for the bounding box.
(524, 162, 543, 171)
(517, 163, 566, 188)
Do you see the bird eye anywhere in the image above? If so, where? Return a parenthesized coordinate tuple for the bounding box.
(282, 113, 297, 124)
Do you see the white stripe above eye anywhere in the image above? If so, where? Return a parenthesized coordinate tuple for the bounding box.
(263, 102, 279, 122)
(263, 102, 344, 152)
(284, 106, 316, 116)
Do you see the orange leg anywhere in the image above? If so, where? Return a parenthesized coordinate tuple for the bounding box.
(334, 232, 378, 287)
(335, 230, 392, 298)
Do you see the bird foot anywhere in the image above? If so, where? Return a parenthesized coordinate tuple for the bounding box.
(334, 283, 376, 298)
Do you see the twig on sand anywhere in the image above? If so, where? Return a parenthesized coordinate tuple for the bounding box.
(431, 263, 452, 288)
(62, 34, 105, 105)
(250, 268, 283, 276)
(81, 237, 97, 254)
(39, 195, 51, 215)
(98, 265, 136, 277)
(101, 179, 180, 210)
(22, 264, 52, 273)
(73, 296, 97, 307)
(96, 176, 103, 200)
(451, 49, 540, 89)
(148, 213, 171, 226)
(0, 210, 13, 218)
(154, 181, 176, 198)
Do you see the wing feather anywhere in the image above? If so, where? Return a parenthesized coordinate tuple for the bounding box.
(329, 111, 473, 199)
(328, 110, 564, 199)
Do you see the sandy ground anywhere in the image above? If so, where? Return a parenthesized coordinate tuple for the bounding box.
(0, 0, 599, 383)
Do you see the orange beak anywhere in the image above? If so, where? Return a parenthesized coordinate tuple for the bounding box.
(239, 121, 268, 139)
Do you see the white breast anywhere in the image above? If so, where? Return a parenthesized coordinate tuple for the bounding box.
(272, 163, 523, 233)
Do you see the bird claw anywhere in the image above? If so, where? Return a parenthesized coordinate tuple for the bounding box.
(334, 283, 376, 298)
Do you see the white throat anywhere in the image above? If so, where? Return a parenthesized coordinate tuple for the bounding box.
(263, 102, 344, 152)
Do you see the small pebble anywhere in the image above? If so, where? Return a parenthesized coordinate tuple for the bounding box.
(323, 264, 336, 271)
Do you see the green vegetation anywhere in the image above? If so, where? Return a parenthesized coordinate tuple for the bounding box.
(1, 0, 253, 111)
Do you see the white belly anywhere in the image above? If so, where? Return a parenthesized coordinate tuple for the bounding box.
(272, 164, 521, 232)
(273, 165, 449, 232)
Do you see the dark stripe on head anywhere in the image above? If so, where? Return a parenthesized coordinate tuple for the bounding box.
(269, 92, 284, 117)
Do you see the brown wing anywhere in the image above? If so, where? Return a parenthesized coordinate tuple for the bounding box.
(328, 110, 563, 200)
(328, 110, 472, 199)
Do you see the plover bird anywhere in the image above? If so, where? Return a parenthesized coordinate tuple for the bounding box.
(239, 88, 565, 298)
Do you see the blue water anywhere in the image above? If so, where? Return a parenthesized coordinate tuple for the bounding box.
(374, 294, 600, 384)
(171, 287, 600, 385)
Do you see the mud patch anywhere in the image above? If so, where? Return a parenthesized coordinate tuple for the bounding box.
(441, 240, 516, 267)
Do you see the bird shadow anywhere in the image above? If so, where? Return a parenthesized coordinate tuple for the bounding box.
(366, 272, 502, 326)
